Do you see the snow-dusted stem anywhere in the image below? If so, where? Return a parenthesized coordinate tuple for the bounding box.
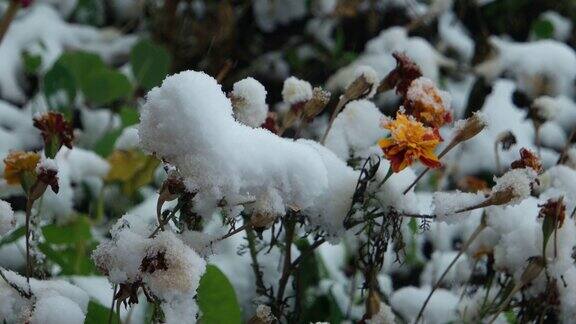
(245, 225, 268, 297)
(0, 0, 19, 45)
(415, 218, 487, 323)
(24, 198, 33, 286)
(320, 99, 347, 144)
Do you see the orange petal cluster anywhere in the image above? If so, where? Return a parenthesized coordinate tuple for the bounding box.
(3, 151, 40, 185)
(378, 113, 441, 172)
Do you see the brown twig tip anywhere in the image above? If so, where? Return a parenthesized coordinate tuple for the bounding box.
(455, 187, 515, 213)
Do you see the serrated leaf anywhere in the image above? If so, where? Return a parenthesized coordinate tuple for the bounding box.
(197, 265, 241, 324)
(83, 68, 132, 105)
(131, 39, 171, 90)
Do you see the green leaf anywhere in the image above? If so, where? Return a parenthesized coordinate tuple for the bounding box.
(93, 128, 123, 157)
(56, 51, 106, 90)
(43, 62, 77, 116)
(85, 301, 113, 324)
(72, 0, 105, 26)
(42, 216, 92, 244)
(131, 39, 171, 90)
(119, 106, 139, 127)
(532, 19, 554, 39)
(0, 226, 25, 247)
(22, 51, 42, 75)
(197, 265, 241, 324)
(82, 68, 132, 105)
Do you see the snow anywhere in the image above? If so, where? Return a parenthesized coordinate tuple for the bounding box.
(0, 4, 136, 103)
(476, 37, 576, 97)
(253, 0, 307, 32)
(0, 268, 89, 324)
(281, 76, 313, 105)
(139, 70, 358, 237)
(324, 100, 387, 160)
(231, 77, 268, 128)
(391, 286, 459, 323)
(0, 199, 15, 236)
(92, 213, 206, 322)
(433, 191, 485, 224)
(492, 168, 536, 206)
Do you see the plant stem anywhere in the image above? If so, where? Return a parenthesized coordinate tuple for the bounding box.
(273, 215, 297, 318)
(0, 0, 20, 45)
(403, 140, 458, 195)
(245, 225, 268, 297)
(24, 198, 33, 286)
(415, 220, 487, 323)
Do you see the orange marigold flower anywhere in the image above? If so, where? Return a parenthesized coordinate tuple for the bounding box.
(3, 151, 40, 185)
(404, 77, 452, 128)
(378, 113, 442, 172)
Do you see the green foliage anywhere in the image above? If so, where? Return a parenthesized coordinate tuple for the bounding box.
(39, 216, 98, 275)
(197, 265, 242, 324)
(72, 0, 106, 26)
(22, 51, 42, 75)
(532, 19, 554, 39)
(82, 68, 132, 105)
(131, 39, 171, 90)
(93, 106, 139, 157)
(0, 226, 25, 248)
(43, 61, 77, 117)
(85, 301, 115, 324)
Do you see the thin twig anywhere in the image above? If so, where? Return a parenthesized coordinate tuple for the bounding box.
(245, 225, 268, 297)
(108, 284, 118, 324)
(415, 220, 487, 323)
(0, 1, 20, 45)
(273, 215, 297, 317)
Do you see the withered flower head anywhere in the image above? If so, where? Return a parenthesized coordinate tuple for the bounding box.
(378, 52, 422, 96)
(497, 131, 517, 151)
(36, 163, 59, 194)
(343, 67, 378, 101)
(261, 112, 279, 134)
(378, 113, 441, 172)
(33, 112, 74, 158)
(404, 77, 452, 128)
(538, 197, 566, 229)
(511, 148, 543, 174)
(3, 151, 40, 186)
(457, 176, 489, 193)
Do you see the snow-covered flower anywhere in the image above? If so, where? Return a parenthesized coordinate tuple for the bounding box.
(230, 77, 268, 128)
(379, 113, 441, 172)
(281, 76, 313, 105)
(405, 77, 452, 128)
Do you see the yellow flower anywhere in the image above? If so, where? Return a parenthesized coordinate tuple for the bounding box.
(3, 151, 40, 185)
(404, 77, 452, 128)
(378, 113, 441, 172)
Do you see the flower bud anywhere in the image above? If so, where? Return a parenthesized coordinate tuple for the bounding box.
(302, 87, 330, 122)
(452, 112, 487, 144)
(33, 112, 74, 159)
